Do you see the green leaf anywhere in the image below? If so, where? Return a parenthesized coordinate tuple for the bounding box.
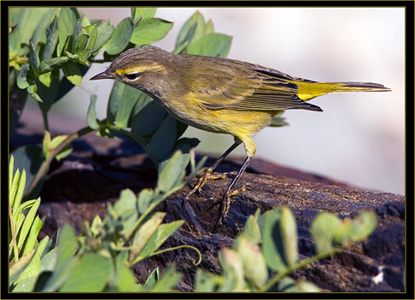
(133, 220, 184, 264)
(90, 215, 103, 237)
(42, 16, 59, 61)
(17, 64, 30, 89)
(87, 94, 99, 129)
(148, 114, 178, 161)
(31, 8, 60, 46)
(280, 279, 321, 292)
(242, 209, 262, 244)
(37, 69, 61, 112)
(11, 168, 26, 211)
(130, 18, 173, 45)
(57, 8, 78, 55)
(39, 56, 69, 73)
(143, 268, 159, 288)
(11, 145, 44, 198)
(27, 84, 43, 102)
(259, 208, 287, 272)
(22, 216, 42, 256)
(17, 198, 41, 249)
(47, 135, 72, 161)
(137, 188, 153, 215)
(60, 253, 113, 292)
(156, 137, 199, 175)
(236, 236, 268, 288)
(194, 269, 224, 292)
(114, 85, 140, 128)
(41, 248, 58, 272)
(91, 19, 114, 54)
(15, 8, 51, 54)
(38, 72, 52, 87)
(9, 250, 35, 287)
(114, 189, 137, 217)
(310, 212, 342, 254)
(332, 218, 353, 245)
(157, 150, 186, 193)
(55, 224, 76, 269)
(187, 32, 232, 57)
(84, 25, 97, 51)
(280, 207, 298, 266)
(148, 264, 181, 292)
(132, 7, 157, 22)
(107, 81, 140, 125)
(130, 212, 165, 262)
(114, 256, 141, 291)
(204, 19, 214, 35)
(269, 111, 289, 127)
(29, 41, 40, 77)
(114, 189, 138, 236)
(105, 17, 134, 55)
(130, 100, 166, 137)
(217, 248, 246, 291)
(350, 210, 377, 242)
(269, 117, 289, 127)
(41, 257, 79, 292)
(74, 33, 89, 54)
(80, 15, 91, 27)
(13, 199, 36, 222)
(62, 62, 82, 86)
(9, 164, 20, 210)
(13, 236, 49, 291)
(175, 11, 205, 51)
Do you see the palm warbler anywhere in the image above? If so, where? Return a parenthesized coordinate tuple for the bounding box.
(91, 45, 391, 228)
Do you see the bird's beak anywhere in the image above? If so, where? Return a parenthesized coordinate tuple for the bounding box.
(90, 69, 115, 80)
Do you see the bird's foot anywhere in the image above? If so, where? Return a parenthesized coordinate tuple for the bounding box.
(212, 187, 246, 231)
(186, 168, 228, 200)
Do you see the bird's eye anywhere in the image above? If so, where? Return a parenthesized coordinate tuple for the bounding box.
(125, 72, 141, 80)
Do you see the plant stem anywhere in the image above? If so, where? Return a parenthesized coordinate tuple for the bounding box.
(260, 247, 342, 292)
(23, 126, 94, 200)
(9, 205, 19, 262)
(42, 110, 50, 132)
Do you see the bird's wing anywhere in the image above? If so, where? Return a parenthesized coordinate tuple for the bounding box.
(188, 59, 322, 112)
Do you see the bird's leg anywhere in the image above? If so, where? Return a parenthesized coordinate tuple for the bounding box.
(214, 155, 252, 230)
(186, 140, 242, 200)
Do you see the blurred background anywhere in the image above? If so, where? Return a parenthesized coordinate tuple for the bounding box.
(23, 7, 405, 195)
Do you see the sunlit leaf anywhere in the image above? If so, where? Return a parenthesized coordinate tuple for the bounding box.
(280, 207, 298, 266)
(105, 17, 134, 55)
(62, 63, 82, 86)
(157, 150, 186, 192)
(59, 253, 113, 292)
(132, 7, 157, 22)
(57, 8, 78, 55)
(92, 19, 114, 54)
(133, 220, 184, 264)
(42, 16, 59, 61)
(310, 212, 342, 254)
(175, 11, 205, 51)
(187, 32, 232, 57)
(130, 18, 173, 45)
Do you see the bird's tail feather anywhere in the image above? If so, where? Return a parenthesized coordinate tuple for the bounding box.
(291, 80, 391, 101)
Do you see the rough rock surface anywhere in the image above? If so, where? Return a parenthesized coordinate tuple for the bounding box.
(13, 116, 406, 292)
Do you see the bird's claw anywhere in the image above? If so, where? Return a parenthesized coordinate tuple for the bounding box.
(186, 168, 228, 200)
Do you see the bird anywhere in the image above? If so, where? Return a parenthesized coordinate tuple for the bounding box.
(90, 45, 391, 228)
